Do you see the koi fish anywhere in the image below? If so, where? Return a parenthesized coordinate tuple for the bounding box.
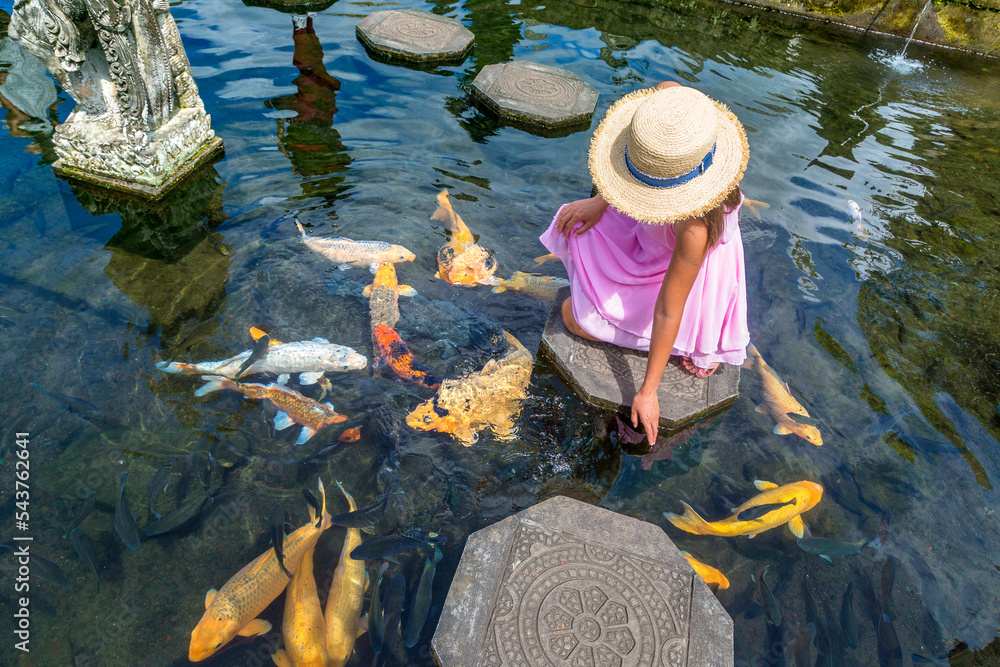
(324, 482, 369, 667)
(491, 271, 569, 301)
(272, 545, 328, 667)
(742, 343, 823, 446)
(681, 552, 729, 591)
(295, 220, 415, 272)
(742, 197, 770, 221)
(188, 478, 331, 662)
(532, 253, 559, 267)
(156, 338, 367, 385)
(406, 331, 533, 445)
(338, 428, 361, 443)
(372, 325, 440, 390)
(664, 480, 823, 538)
(431, 189, 498, 286)
(364, 261, 417, 332)
(195, 377, 348, 444)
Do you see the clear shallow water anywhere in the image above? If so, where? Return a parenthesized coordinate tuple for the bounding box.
(1, 0, 999, 665)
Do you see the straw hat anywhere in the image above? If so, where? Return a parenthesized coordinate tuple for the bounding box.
(589, 86, 749, 224)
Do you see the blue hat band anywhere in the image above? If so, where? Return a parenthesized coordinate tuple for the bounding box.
(624, 141, 716, 189)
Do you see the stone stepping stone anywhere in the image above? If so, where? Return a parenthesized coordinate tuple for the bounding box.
(432, 495, 733, 666)
(540, 287, 739, 430)
(356, 10, 474, 62)
(470, 61, 598, 129)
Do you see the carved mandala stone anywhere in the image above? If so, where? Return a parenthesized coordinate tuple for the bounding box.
(539, 287, 739, 430)
(471, 61, 599, 129)
(432, 496, 733, 667)
(356, 10, 474, 62)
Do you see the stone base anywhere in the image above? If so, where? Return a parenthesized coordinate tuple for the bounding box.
(356, 10, 474, 62)
(51, 107, 224, 200)
(470, 61, 599, 129)
(433, 496, 734, 666)
(540, 287, 739, 430)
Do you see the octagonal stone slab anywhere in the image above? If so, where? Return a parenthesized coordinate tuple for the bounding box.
(432, 495, 733, 667)
(540, 287, 739, 430)
(356, 10, 474, 62)
(470, 61, 599, 129)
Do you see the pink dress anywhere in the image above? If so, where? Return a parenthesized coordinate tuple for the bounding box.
(539, 197, 749, 368)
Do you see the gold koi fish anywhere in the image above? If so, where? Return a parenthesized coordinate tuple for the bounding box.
(743, 343, 823, 446)
(431, 189, 498, 286)
(324, 482, 368, 667)
(196, 377, 347, 444)
(665, 480, 823, 538)
(681, 552, 730, 591)
(742, 197, 770, 221)
(533, 253, 559, 267)
(363, 261, 417, 332)
(492, 271, 569, 301)
(406, 331, 533, 445)
(295, 220, 415, 271)
(189, 478, 332, 662)
(272, 545, 328, 667)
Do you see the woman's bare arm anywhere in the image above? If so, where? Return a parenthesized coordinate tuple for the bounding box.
(630, 218, 710, 442)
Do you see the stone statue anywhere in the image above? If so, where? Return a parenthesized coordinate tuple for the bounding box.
(9, 0, 222, 196)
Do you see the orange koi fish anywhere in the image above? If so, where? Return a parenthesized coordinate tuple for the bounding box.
(431, 189, 498, 286)
(406, 331, 533, 445)
(364, 261, 417, 332)
(743, 344, 823, 446)
(189, 479, 331, 662)
(665, 480, 823, 539)
(272, 545, 328, 667)
(372, 324, 440, 390)
(681, 552, 730, 591)
(338, 428, 361, 443)
(195, 377, 347, 444)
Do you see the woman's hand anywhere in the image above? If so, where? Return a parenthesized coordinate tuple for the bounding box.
(631, 387, 660, 444)
(555, 194, 609, 238)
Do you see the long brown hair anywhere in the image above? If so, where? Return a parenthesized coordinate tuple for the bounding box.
(702, 185, 743, 248)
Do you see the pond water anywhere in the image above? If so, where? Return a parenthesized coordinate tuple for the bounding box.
(2, 0, 1000, 665)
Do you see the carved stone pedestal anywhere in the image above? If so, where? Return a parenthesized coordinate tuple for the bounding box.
(10, 0, 223, 199)
(433, 496, 734, 666)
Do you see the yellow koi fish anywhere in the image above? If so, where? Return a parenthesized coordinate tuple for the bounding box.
(195, 377, 347, 445)
(664, 480, 823, 538)
(406, 331, 533, 445)
(272, 545, 328, 667)
(295, 220, 415, 271)
(743, 343, 823, 446)
(189, 479, 332, 662)
(491, 271, 569, 301)
(324, 482, 368, 667)
(742, 197, 770, 221)
(681, 552, 730, 591)
(431, 189, 498, 286)
(533, 253, 559, 267)
(363, 261, 417, 332)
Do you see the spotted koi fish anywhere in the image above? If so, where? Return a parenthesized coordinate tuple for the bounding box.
(406, 331, 533, 445)
(372, 325, 439, 390)
(195, 377, 347, 444)
(188, 478, 331, 662)
(156, 336, 366, 386)
(295, 220, 415, 272)
(431, 189, 498, 286)
(364, 262, 416, 332)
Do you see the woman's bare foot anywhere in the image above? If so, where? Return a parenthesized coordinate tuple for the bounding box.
(679, 356, 719, 378)
(561, 298, 600, 341)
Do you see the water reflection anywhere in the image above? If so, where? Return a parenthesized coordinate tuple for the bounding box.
(258, 9, 352, 201)
(72, 165, 233, 336)
(0, 12, 60, 158)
